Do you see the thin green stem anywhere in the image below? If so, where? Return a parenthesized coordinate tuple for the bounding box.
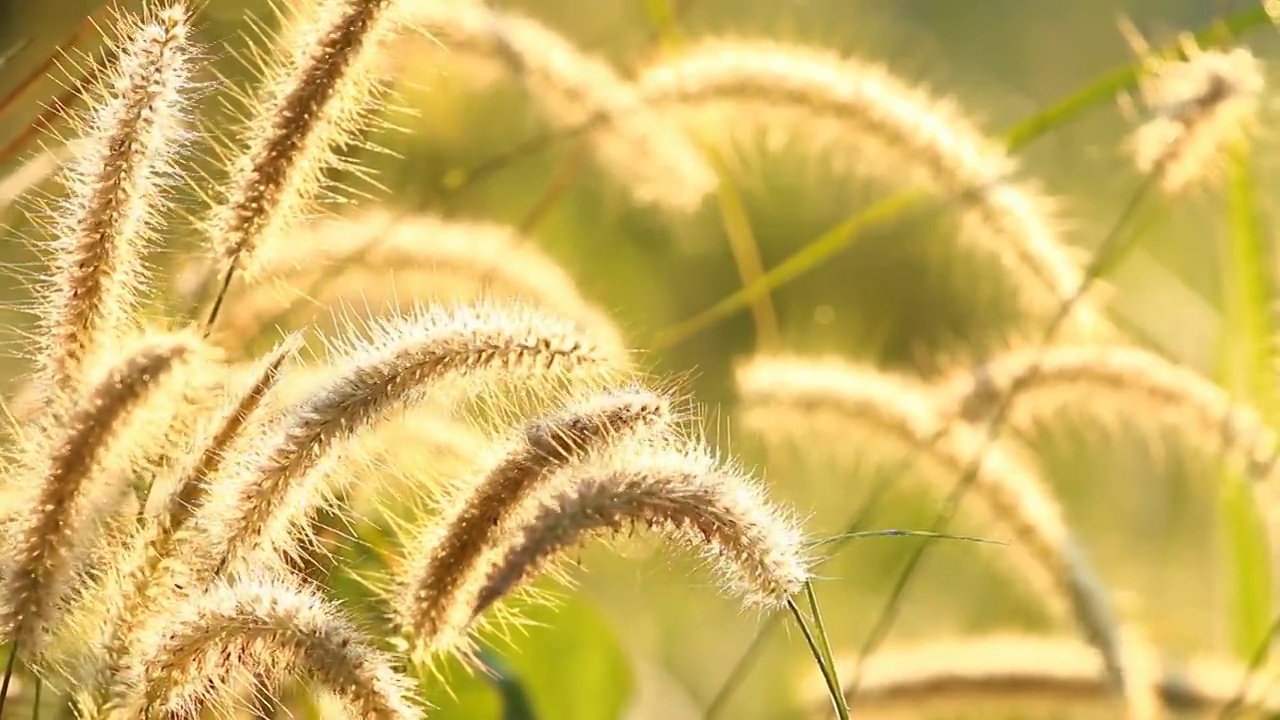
(785, 597, 848, 720)
(803, 581, 848, 719)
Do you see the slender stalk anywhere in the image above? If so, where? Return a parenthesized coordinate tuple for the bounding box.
(803, 581, 849, 719)
(0, 642, 18, 720)
(786, 597, 848, 720)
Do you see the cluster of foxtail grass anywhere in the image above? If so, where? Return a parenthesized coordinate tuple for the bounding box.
(1, 0, 1279, 718)
(0, 2, 812, 717)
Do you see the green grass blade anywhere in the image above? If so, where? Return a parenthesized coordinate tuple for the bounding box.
(1219, 470, 1273, 660)
(707, 149, 781, 349)
(786, 596, 849, 720)
(651, 191, 921, 348)
(1218, 139, 1275, 660)
(654, 3, 1275, 347)
(1221, 141, 1278, 415)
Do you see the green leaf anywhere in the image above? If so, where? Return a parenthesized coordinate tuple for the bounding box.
(491, 592, 633, 720)
(478, 650, 539, 720)
(411, 594, 631, 720)
(417, 657, 505, 720)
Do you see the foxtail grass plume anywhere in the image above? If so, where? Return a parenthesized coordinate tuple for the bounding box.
(735, 354, 1125, 687)
(0, 332, 198, 654)
(124, 576, 421, 720)
(35, 3, 192, 416)
(935, 343, 1280, 488)
(1124, 26, 1264, 193)
(86, 336, 299, 715)
(394, 387, 673, 659)
(206, 0, 400, 294)
(400, 2, 716, 213)
(196, 302, 626, 575)
(475, 438, 809, 617)
(636, 40, 1106, 336)
(178, 208, 628, 357)
(810, 633, 1280, 718)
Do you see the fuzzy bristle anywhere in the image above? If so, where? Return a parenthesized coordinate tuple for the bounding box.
(195, 302, 626, 576)
(636, 39, 1107, 335)
(400, 2, 716, 213)
(86, 336, 299, 715)
(36, 3, 193, 416)
(206, 0, 399, 287)
(123, 575, 421, 719)
(476, 438, 809, 616)
(735, 354, 1125, 687)
(394, 386, 673, 660)
(180, 208, 628, 357)
(812, 633, 1280, 718)
(0, 332, 198, 653)
(1126, 35, 1264, 192)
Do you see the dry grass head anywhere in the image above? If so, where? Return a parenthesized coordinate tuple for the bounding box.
(192, 301, 629, 576)
(398, 1, 716, 213)
(392, 385, 676, 661)
(807, 633, 1280, 718)
(176, 208, 629, 358)
(1, 331, 201, 654)
(7, 0, 1269, 717)
(635, 38, 1108, 337)
(32, 2, 193, 419)
(204, 0, 401, 286)
(1121, 23, 1265, 192)
(934, 342, 1280, 490)
(122, 575, 422, 720)
(734, 353, 1126, 686)
(474, 435, 810, 617)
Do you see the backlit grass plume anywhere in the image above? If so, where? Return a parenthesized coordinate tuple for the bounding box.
(474, 437, 809, 616)
(809, 633, 1280, 718)
(935, 343, 1280, 488)
(1, 332, 198, 655)
(194, 302, 625, 575)
(1124, 31, 1264, 192)
(636, 39, 1106, 335)
(122, 575, 421, 720)
(735, 354, 1126, 687)
(83, 336, 299, 717)
(399, 1, 716, 213)
(204, 0, 401, 322)
(35, 3, 192, 417)
(394, 386, 674, 660)
(2, 0, 1274, 717)
(178, 208, 628, 357)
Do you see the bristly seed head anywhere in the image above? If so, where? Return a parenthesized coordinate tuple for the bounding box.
(0, 332, 197, 653)
(37, 2, 193, 417)
(473, 439, 809, 618)
(196, 301, 627, 576)
(1124, 29, 1264, 192)
(394, 386, 675, 660)
(208, 0, 399, 283)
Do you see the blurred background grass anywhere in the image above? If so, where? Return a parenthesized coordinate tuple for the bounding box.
(3, 0, 1280, 718)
